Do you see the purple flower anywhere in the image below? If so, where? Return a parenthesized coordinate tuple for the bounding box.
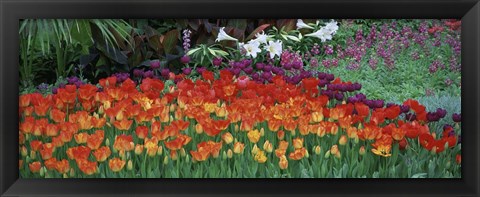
(263, 64, 272, 72)
(180, 55, 191, 64)
(197, 67, 207, 74)
(52, 87, 58, 94)
(335, 92, 344, 101)
(255, 63, 264, 70)
(400, 105, 410, 113)
(133, 69, 144, 77)
(244, 66, 254, 74)
(150, 60, 161, 69)
(436, 108, 447, 118)
(182, 67, 192, 75)
(37, 83, 49, 91)
(143, 70, 154, 79)
(161, 68, 170, 77)
(452, 113, 461, 123)
(67, 76, 79, 84)
(213, 57, 223, 67)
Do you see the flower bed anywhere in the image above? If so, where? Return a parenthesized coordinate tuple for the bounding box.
(19, 69, 461, 178)
(19, 19, 461, 178)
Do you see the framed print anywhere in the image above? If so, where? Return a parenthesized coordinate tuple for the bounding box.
(1, 0, 479, 196)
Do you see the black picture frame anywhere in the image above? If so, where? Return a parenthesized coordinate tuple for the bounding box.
(1, 0, 479, 196)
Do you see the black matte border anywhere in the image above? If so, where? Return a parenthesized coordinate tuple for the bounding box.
(1, 0, 479, 196)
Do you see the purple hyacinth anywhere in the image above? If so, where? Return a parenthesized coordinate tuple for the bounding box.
(150, 60, 161, 69)
(143, 70, 154, 79)
(133, 69, 144, 78)
(182, 67, 192, 75)
(400, 105, 410, 113)
(452, 113, 461, 123)
(37, 83, 49, 91)
(161, 68, 170, 77)
(213, 57, 223, 67)
(180, 55, 191, 64)
(182, 29, 192, 52)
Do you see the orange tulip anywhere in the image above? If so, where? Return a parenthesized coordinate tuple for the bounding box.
(76, 159, 98, 175)
(87, 130, 104, 150)
(93, 146, 111, 162)
(113, 119, 133, 131)
(289, 147, 307, 160)
(55, 159, 70, 174)
(135, 126, 149, 139)
(222, 132, 234, 144)
(44, 158, 58, 170)
(74, 132, 88, 144)
(40, 143, 55, 160)
(247, 129, 261, 143)
(113, 135, 134, 152)
(279, 155, 288, 170)
(109, 158, 126, 172)
(66, 146, 91, 160)
(233, 142, 245, 154)
(29, 161, 42, 173)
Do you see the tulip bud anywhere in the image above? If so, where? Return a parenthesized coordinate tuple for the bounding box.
(180, 148, 186, 157)
(279, 155, 288, 170)
(234, 124, 239, 132)
(227, 149, 233, 159)
(170, 150, 178, 161)
(185, 155, 190, 163)
(195, 124, 203, 134)
(169, 104, 176, 112)
(125, 160, 132, 171)
(260, 128, 265, 136)
(330, 145, 339, 155)
(70, 168, 75, 177)
(26, 133, 31, 140)
(446, 160, 451, 169)
(63, 173, 69, 178)
(30, 150, 36, 160)
(26, 156, 31, 164)
(222, 132, 234, 144)
(157, 146, 163, 156)
(40, 167, 45, 177)
(277, 130, 285, 140)
(339, 135, 347, 145)
(98, 105, 104, 115)
(135, 144, 143, 155)
(105, 138, 110, 146)
(222, 151, 227, 160)
(359, 146, 366, 155)
(324, 150, 331, 159)
(251, 144, 259, 155)
(354, 136, 360, 144)
(263, 140, 273, 153)
(305, 150, 310, 158)
(163, 156, 169, 165)
(314, 146, 321, 155)
(21, 146, 28, 157)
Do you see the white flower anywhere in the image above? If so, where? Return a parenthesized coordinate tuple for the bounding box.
(243, 41, 261, 58)
(305, 27, 333, 42)
(296, 19, 314, 30)
(286, 35, 301, 42)
(251, 31, 269, 44)
(215, 27, 238, 42)
(265, 40, 283, 59)
(324, 20, 339, 35)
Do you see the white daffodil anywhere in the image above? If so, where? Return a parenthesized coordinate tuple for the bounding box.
(324, 20, 339, 35)
(296, 19, 314, 30)
(243, 41, 261, 58)
(265, 40, 283, 59)
(215, 27, 238, 42)
(305, 27, 333, 42)
(251, 31, 269, 44)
